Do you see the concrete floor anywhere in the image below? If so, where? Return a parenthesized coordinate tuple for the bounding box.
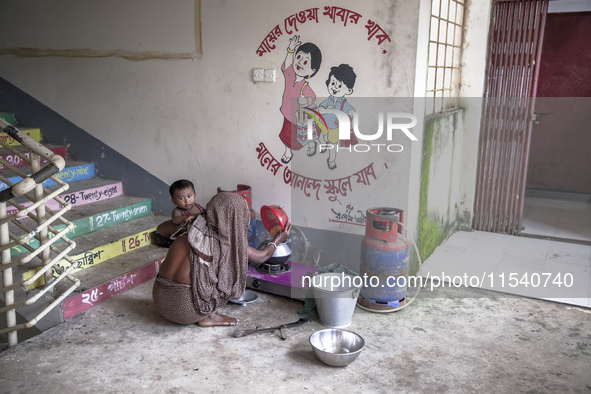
(422, 231, 591, 308)
(1, 275, 590, 393)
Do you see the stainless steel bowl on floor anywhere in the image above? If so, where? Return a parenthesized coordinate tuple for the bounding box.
(309, 328, 365, 367)
(229, 290, 259, 306)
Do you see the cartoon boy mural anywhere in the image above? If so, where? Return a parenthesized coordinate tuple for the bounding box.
(278, 35, 322, 164)
(317, 64, 357, 170)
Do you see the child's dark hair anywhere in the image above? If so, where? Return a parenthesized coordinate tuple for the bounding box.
(296, 42, 322, 78)
(326, 64, 356, 89)
(169, 179, 195, 197)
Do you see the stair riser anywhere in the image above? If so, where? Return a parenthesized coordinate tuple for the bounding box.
(0, 146, 67, 170)
(0, 112, 16, 125)
(62, 256, 164, 320)
(1, 163, 95, 191)
(0, 128, 41, 146)
(10, 199, 152, 256)
(6, 181, 123, 217)
(23, 227, 157, 289)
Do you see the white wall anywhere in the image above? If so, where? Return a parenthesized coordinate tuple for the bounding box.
(0, 0, 421, 236)
(458, 0, 492, 228)
(0, 0, 196, 55)
(406, 0, 492, 265)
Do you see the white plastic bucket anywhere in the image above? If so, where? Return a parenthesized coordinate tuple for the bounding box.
(312, 273, 361, 328)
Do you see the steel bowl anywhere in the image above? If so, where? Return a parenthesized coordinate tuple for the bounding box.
(309, 329, 365, 367)
(229, 289, 259, 306)
(257, 239, 291, 264)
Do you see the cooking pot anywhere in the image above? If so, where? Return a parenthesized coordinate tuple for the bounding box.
(257, 239, 291, 265)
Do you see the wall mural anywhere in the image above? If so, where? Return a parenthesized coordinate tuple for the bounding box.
(256, 7, 391, 57)
(254, 6, 409, 230)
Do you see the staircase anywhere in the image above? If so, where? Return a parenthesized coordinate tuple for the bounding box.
(0, 111, 169, 348)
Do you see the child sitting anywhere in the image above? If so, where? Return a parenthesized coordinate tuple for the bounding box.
(155, 179, 204, 242)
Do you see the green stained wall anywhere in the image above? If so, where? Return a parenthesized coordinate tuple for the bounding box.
(414, 110, 464, 274)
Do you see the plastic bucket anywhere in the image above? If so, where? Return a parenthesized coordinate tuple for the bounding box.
(312, 273, 361, 328)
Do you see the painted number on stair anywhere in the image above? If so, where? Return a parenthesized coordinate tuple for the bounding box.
(82, 288, 102, 306)
(122, 231, 153, 252)
(63, 193, 79, 205)
(127, 235, 142, 250)
(2, 151, 30, 167)
(95, 213, 110, 228)
(23, 227, 157, 290)
(91, 205, 150, 230)
(61, 184, 122, 207)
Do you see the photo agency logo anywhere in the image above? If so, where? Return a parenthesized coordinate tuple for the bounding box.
(303, 108, 418, 153)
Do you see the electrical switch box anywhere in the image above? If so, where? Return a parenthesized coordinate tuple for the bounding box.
(253, 68, 264, 82)
(263, 69, 276, 82)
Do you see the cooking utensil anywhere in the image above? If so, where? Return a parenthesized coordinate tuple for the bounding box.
(257, 239, 291, 265)
(260, 205, 289, 233)
(233, 317, 309, 340)
(229, 289, 259, 306)
(309, 328, 365, 367)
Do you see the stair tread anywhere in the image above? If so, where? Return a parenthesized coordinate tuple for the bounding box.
(15, 214, 166, 284)
(42, 177, 120, 194)
(62, 194, 149, 222)
(13, 194, 149, 227)
(56, 212, 162, 253)
(8, 195, 153, 261)
(70, 244, 168, 292)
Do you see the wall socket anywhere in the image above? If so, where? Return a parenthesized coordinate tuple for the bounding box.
(263, 69, 276, 82)
(253, 68, 264, 82)
(253, 68, 276, 83)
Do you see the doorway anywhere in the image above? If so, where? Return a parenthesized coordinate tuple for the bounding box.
(472, 0, 548, 236)
(522, 10, 591, 244)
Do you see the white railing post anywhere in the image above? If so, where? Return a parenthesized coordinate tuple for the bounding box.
(0, 121, 78, 347)
(30, 152, 53, 288)
(0, 202, 18, 346)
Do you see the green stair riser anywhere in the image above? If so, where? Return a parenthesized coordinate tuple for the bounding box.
(0, 112, 16, 125)
(11, 199, 152, 256)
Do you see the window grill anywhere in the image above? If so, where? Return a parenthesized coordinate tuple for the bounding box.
(427, 0, 466, 114)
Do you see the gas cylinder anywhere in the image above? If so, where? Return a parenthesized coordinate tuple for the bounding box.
(357, 208, 410, 312)
(217, 184, 257, 246)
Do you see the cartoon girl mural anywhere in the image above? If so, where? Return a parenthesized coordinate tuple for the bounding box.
(278, 35, 322, 164)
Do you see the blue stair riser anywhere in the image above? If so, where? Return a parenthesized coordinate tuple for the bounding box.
(0, 163, 95, 191)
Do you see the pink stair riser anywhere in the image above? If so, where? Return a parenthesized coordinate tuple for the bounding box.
(7, 181, 123, 217)
(0, 146, 67, 170)
(62, 256, 164, 320)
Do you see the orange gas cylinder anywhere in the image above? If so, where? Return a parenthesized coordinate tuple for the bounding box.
(357, 208, 410, 312)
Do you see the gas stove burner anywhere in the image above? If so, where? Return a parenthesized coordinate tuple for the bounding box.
(247, 261, 318, 301)
(255, 262, 292, 275)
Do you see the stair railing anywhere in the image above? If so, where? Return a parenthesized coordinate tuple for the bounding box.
(0, 119, 80, 348)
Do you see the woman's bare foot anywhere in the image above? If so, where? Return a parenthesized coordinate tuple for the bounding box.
(197, 312, 239, 327)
